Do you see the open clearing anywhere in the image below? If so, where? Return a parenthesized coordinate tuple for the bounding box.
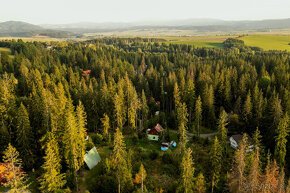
(161, 35, 238, 48)
(238, 35, 290, 51)
(0, 47, 12, 55)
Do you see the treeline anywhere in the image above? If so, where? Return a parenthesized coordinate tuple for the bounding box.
(0, 38, 289, 192)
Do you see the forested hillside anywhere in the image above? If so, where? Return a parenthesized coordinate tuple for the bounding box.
(0, 38, 289, 192)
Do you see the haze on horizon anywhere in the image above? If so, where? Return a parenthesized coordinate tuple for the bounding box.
(1, 0, 290, 25)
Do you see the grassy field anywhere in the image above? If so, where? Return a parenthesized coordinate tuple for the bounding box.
(238, 35, 290, 51)
(161, 35, 237, 48)
(0, 47, 14, 58)
(0, 47, 12, 55)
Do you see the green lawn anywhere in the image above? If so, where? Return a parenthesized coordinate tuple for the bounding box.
(0, 47, 12, 55)
(238, 35, 290, 51)
(0, 47, 14, 58)
(164, 40, 224, 48)
(159, 35, 238, 48)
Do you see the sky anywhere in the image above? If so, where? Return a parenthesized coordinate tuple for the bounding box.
(1, 0, 290, 24)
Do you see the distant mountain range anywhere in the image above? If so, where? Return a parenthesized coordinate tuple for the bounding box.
(0, 21, 71, 38)
(0, 18, 290, 38)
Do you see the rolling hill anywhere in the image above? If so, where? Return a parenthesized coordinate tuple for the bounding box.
(0, 21, 71, 38)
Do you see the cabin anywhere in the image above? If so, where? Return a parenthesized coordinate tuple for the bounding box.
(229, 134, 254, 152)
(147, 123, 164, 141)
(84, 147, 101, 170)
(82, 70, 91, 77)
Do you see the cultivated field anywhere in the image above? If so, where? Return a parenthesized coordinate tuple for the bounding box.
(238, 35, 290, 51)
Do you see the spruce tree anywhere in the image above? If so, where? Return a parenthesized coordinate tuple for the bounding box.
(16, 103, 35, 169)
(178, 148, 195, 193)
(112, 128, 131, 193)
(195, 95, 202, 136)
(217, 109, 228, 150)
(101, 113, 110, 139)
(209, 136, 222, 193)
(40, 132, 66, 192)
(275, 113, 289, 167)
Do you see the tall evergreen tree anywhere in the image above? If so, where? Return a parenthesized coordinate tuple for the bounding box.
(275, 113, 289, 167)
(40, 132, 66, 192)
(16, 103, 35, 169)
(217, 109, 228, 150)
(101, 113, 110, 139)
(178, 148, 195, 193)
(112, 128, 132, 193)
(209, 136, 222, 193)
(195, 95, 202, 136)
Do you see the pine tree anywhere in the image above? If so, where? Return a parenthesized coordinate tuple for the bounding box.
(176, 102, 188, 153)
(174, 83, 181, 109)
(112, 128, 131, 193)
(3, 144, 28, 192)
(40, 132, 66, 192)
(141, 90, 149, 130)
(184, 78, 196, 123)
(75, 101, 87, 161)
(217, 109, 228, 150)
(16, 103, 35, 169)
(275, 113, 289, 167)
(101, 113, 110, 139)
(209, 136, 222, 193)
(195, 173, 206, 193)
(114, 93, 125, 129)
(63, 99, 86, 190)
(195, 95, 202, 136)
(178, 148, 195, 193)
(243, 91, 252, 127)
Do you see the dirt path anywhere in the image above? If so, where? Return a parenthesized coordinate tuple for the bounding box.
(170, 129, 218, 138)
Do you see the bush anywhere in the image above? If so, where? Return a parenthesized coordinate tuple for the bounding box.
(162, 150, 173, 164)
(149, 150, 159, 160)
(91, 133, 103, 145)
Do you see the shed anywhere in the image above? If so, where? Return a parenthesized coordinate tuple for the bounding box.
(147, 124, 164, 141)
(84, 147, 101, 170)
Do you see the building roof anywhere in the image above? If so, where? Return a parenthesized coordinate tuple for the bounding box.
(154, 124, 164, 132)
(84, 147, 101, 170)
(231, 133, 252, 144)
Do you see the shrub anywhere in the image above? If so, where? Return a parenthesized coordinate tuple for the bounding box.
(162, 150, 173, 164)
(149, 150, 159, 160)
(91, 133, 103, 145)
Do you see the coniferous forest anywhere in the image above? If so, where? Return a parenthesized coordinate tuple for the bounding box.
(0, 38, 289, 193)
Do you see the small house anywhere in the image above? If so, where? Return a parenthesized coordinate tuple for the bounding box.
(147, 123, 164, 141)
(230, 134, 254, 152)
(84, 147, 101, 170)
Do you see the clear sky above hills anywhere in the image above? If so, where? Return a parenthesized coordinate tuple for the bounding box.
(1, 0, 290, 24)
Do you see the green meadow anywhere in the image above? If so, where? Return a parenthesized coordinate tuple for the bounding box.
(238, 35, 290, 51)
(0, 47, 12, 55)
(161, 35, 235, 48)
